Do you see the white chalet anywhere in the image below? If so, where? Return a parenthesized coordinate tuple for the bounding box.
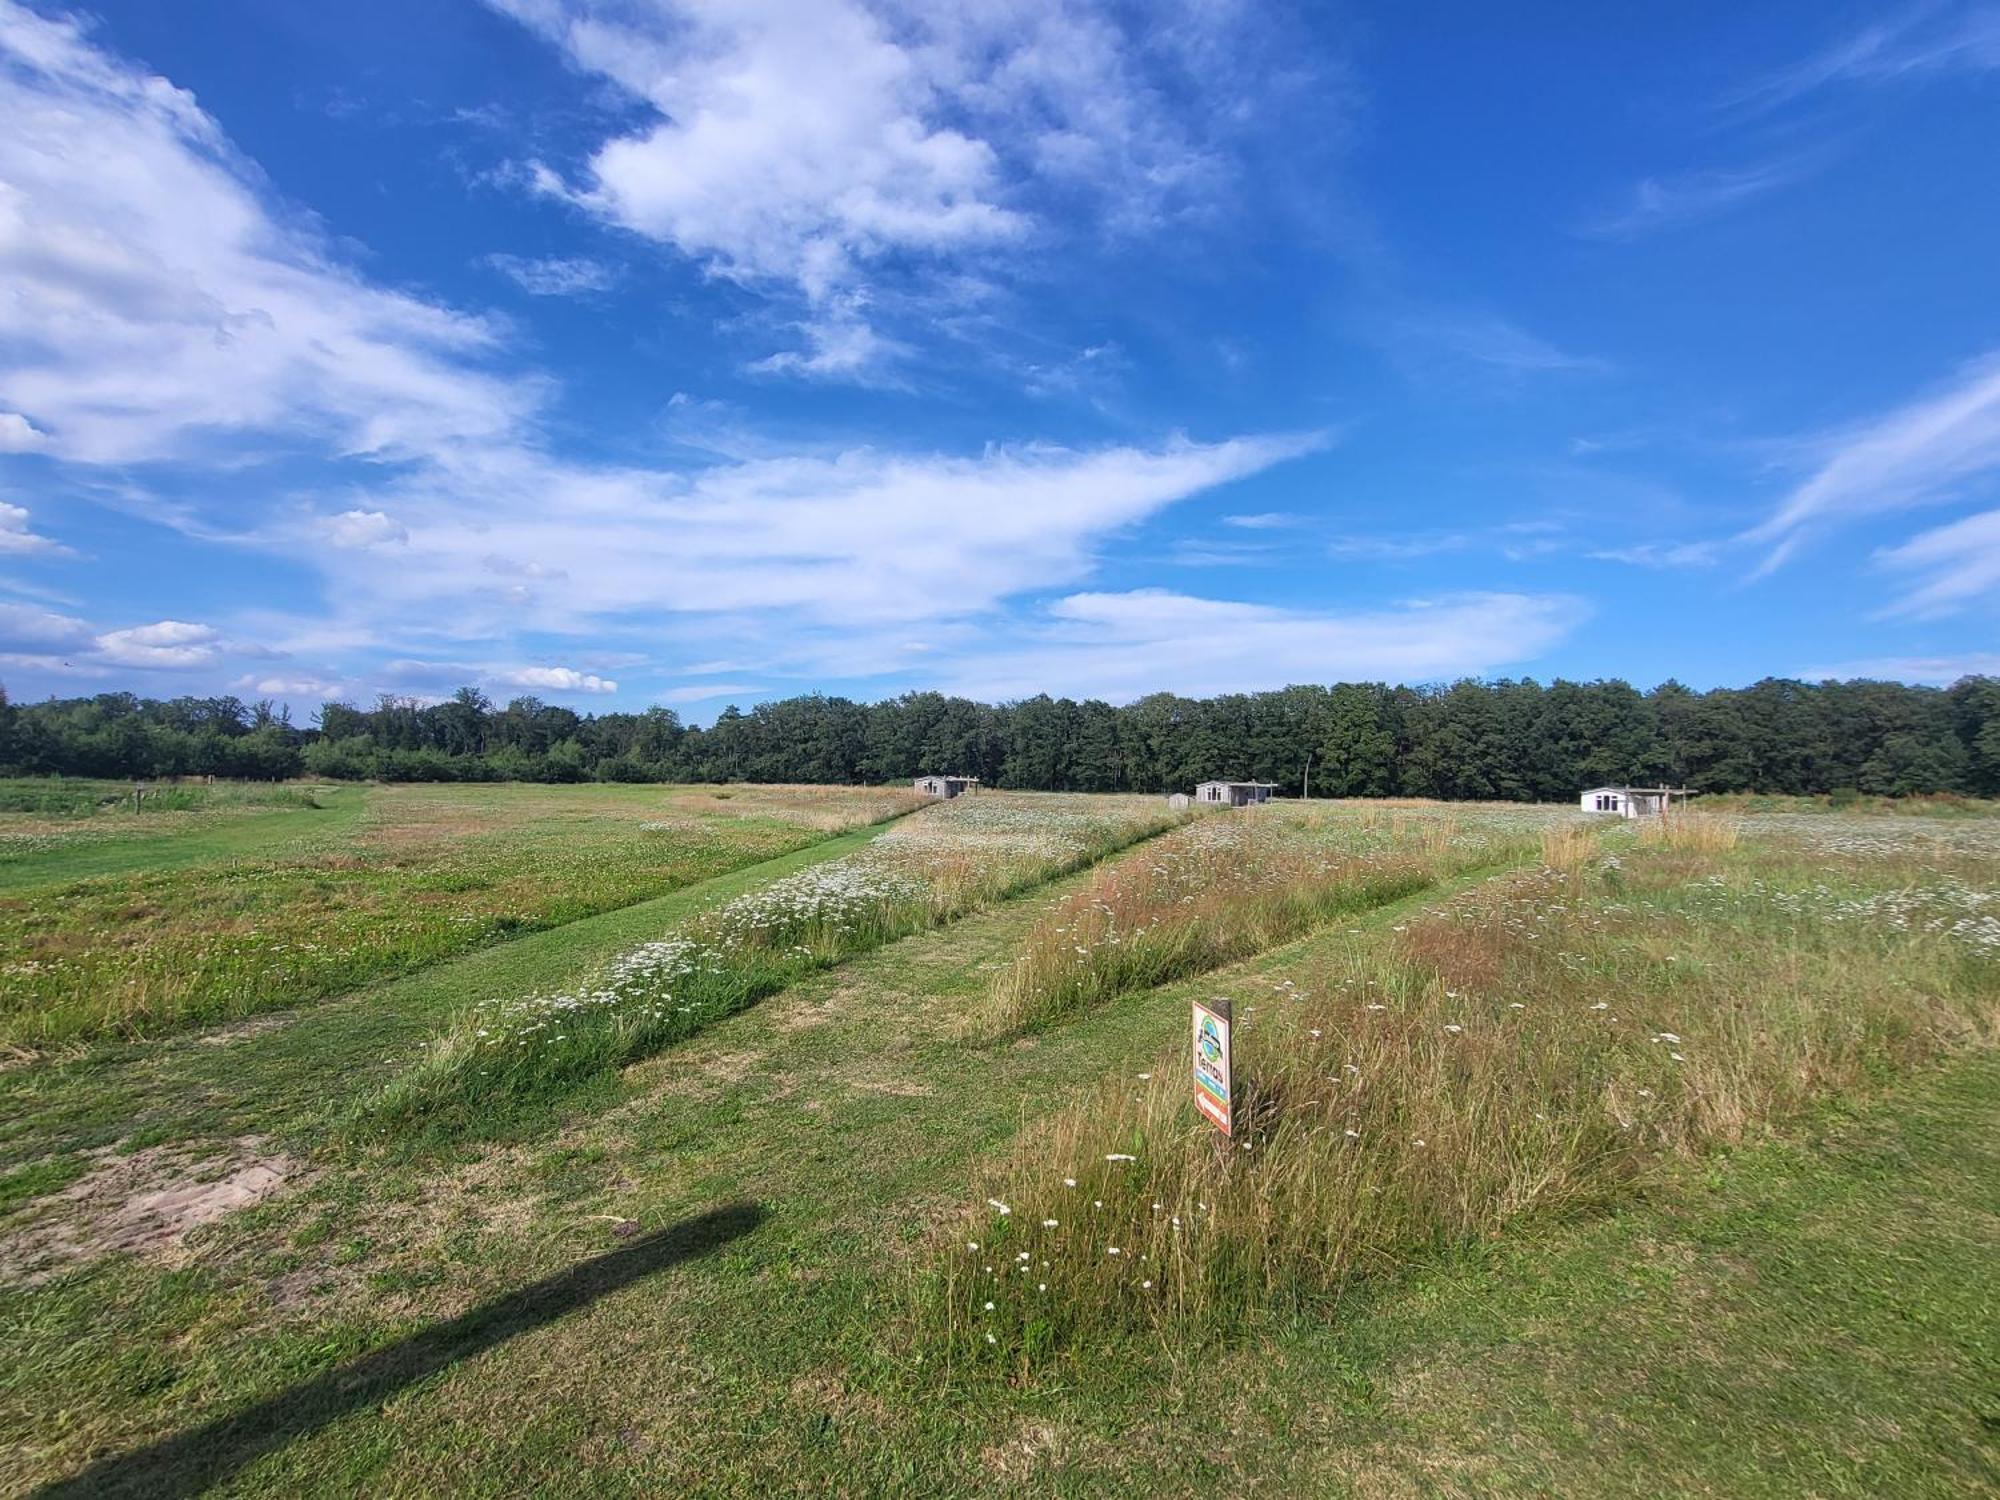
(1580, 785, 1692, 819)
(1193, 780, 1278, 807)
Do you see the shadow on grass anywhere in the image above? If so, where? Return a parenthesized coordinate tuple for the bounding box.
(34, 1202, 764, 1499)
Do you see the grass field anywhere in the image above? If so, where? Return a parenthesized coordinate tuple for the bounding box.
(0, 788, 1993, 1497)
(0, 782, 922, 1049)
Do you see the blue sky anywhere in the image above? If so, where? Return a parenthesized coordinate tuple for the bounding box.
(1, 0, 1997, 721)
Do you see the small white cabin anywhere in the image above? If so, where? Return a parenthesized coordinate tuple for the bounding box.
(1194, 780, 1277, 807)
(1581, 786, 1692, 819)
(915, 775, 980, 799)
(1166, 792, 1191, 810)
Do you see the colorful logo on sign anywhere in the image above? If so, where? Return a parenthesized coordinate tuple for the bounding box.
(1192, 1000, 1232, 1134)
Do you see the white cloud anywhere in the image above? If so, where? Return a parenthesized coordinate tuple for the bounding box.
(93, 618, 222, 668)
(498, 665, 619, 693)
(321, 509, 408, 550)
(746, 299, 909, 382)
(1796, 652, 2000, 685)
(1222, 512, 1299, 530)
(234, 673, 343, 699)
(0, 7, 1321, 697)
(0, 599, 93, 654)
(0, 1, 532, 464)
(0, 411, 46, 451)
(1732, 4, 2000, 113)
(1874, 507, 2000, 617)
(499, 0, 1023, 306)
(1589, 540, 1719, 568)
(655, 681, 766, 704)
(1581, 157, 1815, 239)
(483, 253, 617, 296)
(1748, 353, 2000, 572)
(0, 500, 68, 556)
(1375, 309, 1608, 385)
(1329, 531, 1472, 561)
(930, 588, 1585, 702)
(491, 0, 1269, 376)
(303, 431, 1323, 637)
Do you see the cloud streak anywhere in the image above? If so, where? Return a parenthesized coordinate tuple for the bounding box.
(930, 588, 1586, 702)
(1730, 3, 2000, 113)
(1581, 157, 1816, 239)
(1748, 352, 2000, 575)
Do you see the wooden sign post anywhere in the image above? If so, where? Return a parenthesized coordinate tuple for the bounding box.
(1192, 997, 1233, 1137)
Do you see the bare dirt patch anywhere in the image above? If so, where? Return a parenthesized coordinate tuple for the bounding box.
(0, 1136, 297, 1282)
(192, 1013, 296, 1047)
(980, 1420, 1066, 1481)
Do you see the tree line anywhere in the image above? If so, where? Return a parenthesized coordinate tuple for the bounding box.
(3, 675, 1996, 799)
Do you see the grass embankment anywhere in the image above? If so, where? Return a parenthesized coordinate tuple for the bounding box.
(358, 794, 1182, 1139)
(931, 826, 1999, 1361)
(990, 806, 1549, 1034)
(0, 783, 916, 1051)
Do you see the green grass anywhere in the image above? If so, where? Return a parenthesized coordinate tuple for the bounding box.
(0, 777, 327, 821)
(988, 805, 1543, 1034)
(931, 827, 1998, 1362)
(0, 783, 913, 1048)
(354, 794, 1182, 1142)
(0, 803, 1992, 1496)
(0, 784, 361, 891)
(0, 820, 899, 1174)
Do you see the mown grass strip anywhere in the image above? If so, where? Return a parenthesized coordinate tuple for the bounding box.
(0, 786, 921, 1051)
(0, 821, 901, 1171)
(353, 798, 1184, 1145)
(0, 786, 364, 892)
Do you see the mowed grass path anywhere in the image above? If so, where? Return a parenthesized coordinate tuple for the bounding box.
(0, 820, 896, 1168)
(0, 783, 907, 1048)
(12, 838, 1990, 1497)
(0, 788, 364, 892)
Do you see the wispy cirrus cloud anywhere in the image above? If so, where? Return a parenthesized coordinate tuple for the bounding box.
(1580, 156, 1818, 239)
(1874, 507, 2000, 618)
(931, 588, 1587, 702)
(1374, 309, 1608, 385)
(483, 253, 618, 296)
(1747, 352, 2000, 575)
(1588, 540, 1719, 569)
(299, 431, 1327, 638)
(1728, 2, 2000, 114)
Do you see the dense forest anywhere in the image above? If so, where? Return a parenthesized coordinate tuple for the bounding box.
(3, 675, 1996, 800)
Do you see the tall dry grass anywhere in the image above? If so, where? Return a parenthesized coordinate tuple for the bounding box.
(1539, 821, 1599, 869)
(1641, 809, 1740, 852)
(987, 811, 1515, 1035)
(925, 835, 2000, 1362)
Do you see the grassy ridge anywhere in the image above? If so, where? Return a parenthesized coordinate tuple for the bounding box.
(988, 806, 1549, 1034)
(356, 794, 1183, 1140)
(930, 825, 2000, 1361)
